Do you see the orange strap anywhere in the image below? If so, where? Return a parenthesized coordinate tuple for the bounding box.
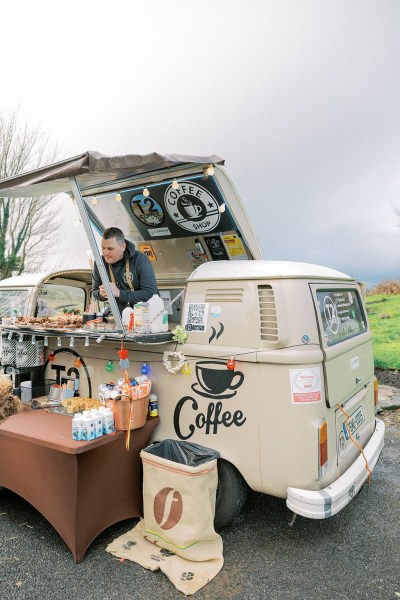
(337, 403, 372, 483)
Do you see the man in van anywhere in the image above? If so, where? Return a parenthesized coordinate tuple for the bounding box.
(92, 227, 158, 314)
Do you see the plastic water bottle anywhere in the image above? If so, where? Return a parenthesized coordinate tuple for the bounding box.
(72, 413, 83, 441)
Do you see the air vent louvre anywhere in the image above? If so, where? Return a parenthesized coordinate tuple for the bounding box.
(258, 285, 278, 341)
(204, 288, 244, 303)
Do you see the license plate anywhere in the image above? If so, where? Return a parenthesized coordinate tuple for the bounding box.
(343, 406, 365, 440)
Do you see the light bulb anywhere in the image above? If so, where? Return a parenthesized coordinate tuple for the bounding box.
(91, 195, 98, 205)
(219, 203, 226, 213)
(182, 361, 191, 375)
(143, 187, 150, 197)
(206, 165, 215, 176)
(69, 336, 74, 348)
(115, 192, 122, 202)
(44, 336, 49, 346)
(48, 351, 55, 362)
(85, 336, 90, 347)
(31, 335, 36, 345)
(19, 334, 24, 342)
(172, 179, 180, 190)
(8, 332, 12, 340)
(227, 356, 236, 370)
(57, 337, 62, 347)
(141, 362, 150, 375)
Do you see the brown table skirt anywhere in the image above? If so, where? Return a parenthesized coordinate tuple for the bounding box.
(0, 406, 159, 562)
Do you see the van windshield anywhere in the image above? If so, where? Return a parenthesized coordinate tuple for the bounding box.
(316, 289, 367, 346)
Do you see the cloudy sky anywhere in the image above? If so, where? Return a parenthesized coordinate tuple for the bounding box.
(2, 0, 400, 287)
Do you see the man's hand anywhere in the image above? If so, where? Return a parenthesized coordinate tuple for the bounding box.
(99, 283, 120, 299)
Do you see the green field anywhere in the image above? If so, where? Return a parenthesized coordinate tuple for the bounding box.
(366, 294, 400, 369)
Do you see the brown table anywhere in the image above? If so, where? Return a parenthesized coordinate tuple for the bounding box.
(0, 406, 159, 562)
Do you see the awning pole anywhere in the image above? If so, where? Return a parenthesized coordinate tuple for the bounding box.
(68, 176, 124, 335)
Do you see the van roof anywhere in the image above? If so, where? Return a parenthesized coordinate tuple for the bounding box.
(188, 260, 354, 281)
(0, 269, 92, 288)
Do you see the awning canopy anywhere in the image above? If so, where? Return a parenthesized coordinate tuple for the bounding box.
(0, 151, 224, 198)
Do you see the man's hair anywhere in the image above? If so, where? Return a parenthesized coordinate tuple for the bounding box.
(102, 227, 125, 245)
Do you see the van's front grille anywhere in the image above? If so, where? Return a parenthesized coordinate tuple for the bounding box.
(204, 288, 244, 303)
(258, 285, 278, 341)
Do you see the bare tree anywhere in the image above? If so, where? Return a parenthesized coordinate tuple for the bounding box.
(0, 111, 62, 278)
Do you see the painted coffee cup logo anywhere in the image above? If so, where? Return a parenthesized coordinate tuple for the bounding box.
(165, 182, 220, 233)
(153, 487, 183, 530)
(195, 361, 244, 396)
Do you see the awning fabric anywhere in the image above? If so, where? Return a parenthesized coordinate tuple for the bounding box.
(0, 151, 224, 198)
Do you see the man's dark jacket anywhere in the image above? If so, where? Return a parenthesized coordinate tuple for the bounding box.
(92, 240, 158, 313)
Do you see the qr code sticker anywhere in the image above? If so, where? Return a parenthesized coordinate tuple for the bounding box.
(184, 303, 208, 332)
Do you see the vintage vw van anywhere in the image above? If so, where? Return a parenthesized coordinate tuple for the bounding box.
(0, 152, 384, 527)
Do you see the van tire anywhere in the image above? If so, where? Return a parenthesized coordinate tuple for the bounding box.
(214, 459, 248, 529)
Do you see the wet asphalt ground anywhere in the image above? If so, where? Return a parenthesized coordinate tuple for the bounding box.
(0, 411, 399, 600)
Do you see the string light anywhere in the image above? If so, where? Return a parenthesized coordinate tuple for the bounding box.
(182, 360, 191, 375)
(69, 336, 74, 348)
(85, 336, 90, 347)
(48, 351, 56, 362)
(227, 356, 236, 370)
(96, 334, 105, 344)
(57, 337, 62, 347)
(91, 195, 98, 205)
(143, 187, 150, 197)
(8, 332, 12, 340)
(31, 335, 36, 345)
(203, 165, 215, 178)
(19, 334, 24, 342)
(219, 203, 226, 213)
(172, 179, 180, 190)
(44, 336, 49, 347)
(105, 360, 114, 373)
(141, 362, 150, 375)
(115, 192, 122, 202)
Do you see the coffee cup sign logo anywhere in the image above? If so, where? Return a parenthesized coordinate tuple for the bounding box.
(174, 360, 247, 440)
(165, 182, 220, 233)
(192, 361, 244, 399)
(153, 487, 183, 530)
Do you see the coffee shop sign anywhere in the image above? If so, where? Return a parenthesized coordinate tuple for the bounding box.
(173, 360, 246, 440)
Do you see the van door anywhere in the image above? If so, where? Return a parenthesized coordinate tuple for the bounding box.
(310, 284, 376, 470)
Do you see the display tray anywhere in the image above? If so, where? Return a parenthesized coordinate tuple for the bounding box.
(0, 325, 123, 335)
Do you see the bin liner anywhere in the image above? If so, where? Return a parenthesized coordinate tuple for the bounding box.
(144, 439, 220, 466)
(140, 440, 222, 562)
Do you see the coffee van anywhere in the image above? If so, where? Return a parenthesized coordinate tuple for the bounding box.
(0, 152, 384, 527)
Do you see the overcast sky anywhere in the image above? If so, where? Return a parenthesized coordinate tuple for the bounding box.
(2, 0, 400, 287)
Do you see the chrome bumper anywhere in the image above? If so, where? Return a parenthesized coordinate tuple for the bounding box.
(286, 418, 385, 519)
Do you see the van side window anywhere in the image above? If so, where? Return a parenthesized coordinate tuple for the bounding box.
(0, 290, 28, 318)
(316, 289, 367, 346)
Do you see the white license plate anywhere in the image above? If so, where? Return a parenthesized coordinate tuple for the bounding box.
(343, 406, 365, 440)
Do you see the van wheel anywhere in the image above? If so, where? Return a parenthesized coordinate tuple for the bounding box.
(214, 459, 248, 529)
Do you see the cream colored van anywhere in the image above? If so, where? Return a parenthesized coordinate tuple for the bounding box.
(0, 152, 384, 527)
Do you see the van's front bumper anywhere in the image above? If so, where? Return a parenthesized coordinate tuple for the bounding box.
(286, 418, 385, 519)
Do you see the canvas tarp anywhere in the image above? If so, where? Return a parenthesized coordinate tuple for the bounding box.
(0, 151, 224, 198)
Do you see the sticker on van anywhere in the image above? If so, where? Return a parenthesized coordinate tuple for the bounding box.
(184, 302, 209, 332)
(290, 368, 322, 404)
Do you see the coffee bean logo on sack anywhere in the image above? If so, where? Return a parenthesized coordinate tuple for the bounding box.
(153, 487, 183, 530)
